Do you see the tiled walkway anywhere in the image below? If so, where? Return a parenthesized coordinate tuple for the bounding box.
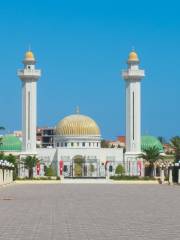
(0, 183, 179, 240)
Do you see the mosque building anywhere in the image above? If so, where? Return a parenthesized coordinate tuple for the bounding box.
(0, 49, 164, 178)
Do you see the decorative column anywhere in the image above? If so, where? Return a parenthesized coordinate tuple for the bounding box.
(17, 50, 41, 154)
(122, 50, 145, 176)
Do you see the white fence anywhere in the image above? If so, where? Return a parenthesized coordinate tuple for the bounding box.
(0, 160, 14, 185)
(0, 169, 13, 185)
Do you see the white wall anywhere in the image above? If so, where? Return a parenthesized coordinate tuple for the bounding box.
(37, 147, 124, 177)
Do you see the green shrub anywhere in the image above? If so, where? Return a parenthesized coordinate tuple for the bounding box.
(39, 177, 49, 180)
(15, 176, 29, 180)
(110, 176, 156, 181)
(16, 176, 60, 181)
(45, 166, 56, 177)
(115, 164, 125, 176)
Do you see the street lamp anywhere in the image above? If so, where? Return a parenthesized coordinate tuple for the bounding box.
(160, 163, 165, 184)
(0, 160, 14, 183)
(0, 160, 5, 182)
(175, 162, 180, 184)
(168, 163, 174, 185)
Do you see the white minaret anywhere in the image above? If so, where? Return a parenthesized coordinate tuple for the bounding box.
(17, 51, 41, 153)
(122, 50, 145, 175)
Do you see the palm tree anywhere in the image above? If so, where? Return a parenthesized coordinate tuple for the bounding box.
(158, 136, 166, 144)
(23, 155, 38, 179)
(170, 136, 180, 162)
(140, 146, 163, 177)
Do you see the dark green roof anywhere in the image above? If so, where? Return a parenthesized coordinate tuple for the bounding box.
(141, 135, 164, 153)
(0, 135, 22, 151)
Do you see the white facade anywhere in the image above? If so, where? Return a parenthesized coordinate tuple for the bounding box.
(36, 112, 124, 178)
(17, 51, 41, 154)
(122, 51, 145, 175)
(37, 147, 124, 177)
(54, 136, 101, 148)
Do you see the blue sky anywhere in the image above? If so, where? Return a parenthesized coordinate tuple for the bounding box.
(0, 0, 179, 140)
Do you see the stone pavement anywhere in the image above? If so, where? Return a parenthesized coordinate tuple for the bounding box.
(0, 183, 180, 240)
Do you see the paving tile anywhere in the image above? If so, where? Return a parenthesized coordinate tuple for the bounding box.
(0, 184, 180, 240)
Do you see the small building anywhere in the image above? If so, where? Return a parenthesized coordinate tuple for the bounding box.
(37, 127, 55, 148)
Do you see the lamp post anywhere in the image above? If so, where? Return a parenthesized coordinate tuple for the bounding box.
(0, 160, 3, 183)
(175, 161, 180, 184)
(3, 160, 8, 183)
(160, 164, 165, 184)
(178, 161, 180, 184)
(168, 163, 173, 185)
(2, 161, 5, 182)
(0, 160, 14, 184)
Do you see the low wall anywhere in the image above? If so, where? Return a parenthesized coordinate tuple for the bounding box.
(0, 169, 13, 186)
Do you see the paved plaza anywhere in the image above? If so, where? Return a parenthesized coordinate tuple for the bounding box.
(0, 183, 180, 240)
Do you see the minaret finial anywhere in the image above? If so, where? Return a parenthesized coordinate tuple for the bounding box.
(132, 46, 135, 51)
(28, 44, 31, 51)
(76, 106, 80, 114)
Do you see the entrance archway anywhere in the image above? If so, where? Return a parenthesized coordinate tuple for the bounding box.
(73, 155, 85, 177)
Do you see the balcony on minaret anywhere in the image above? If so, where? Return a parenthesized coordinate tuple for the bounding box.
(17, 69, 41, 81)
(122, 69, 145, 80)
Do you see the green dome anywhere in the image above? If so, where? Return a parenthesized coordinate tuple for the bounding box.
(0, 135, 22, 151)
(141, 135, 164, 153)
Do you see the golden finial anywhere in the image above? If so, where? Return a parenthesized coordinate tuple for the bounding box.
(128, 48, 139, 62)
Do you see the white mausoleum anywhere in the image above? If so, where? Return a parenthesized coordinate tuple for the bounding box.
(37, 111, 124, 177)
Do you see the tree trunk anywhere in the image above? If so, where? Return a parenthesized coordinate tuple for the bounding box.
(29, 168, 33, 179)
(149, 164, 154, 177)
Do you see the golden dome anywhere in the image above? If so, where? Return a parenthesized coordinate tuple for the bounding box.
(128, 51, 139, 62)
(25, 51, 35, 61)
(56, 114, 101, 136)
